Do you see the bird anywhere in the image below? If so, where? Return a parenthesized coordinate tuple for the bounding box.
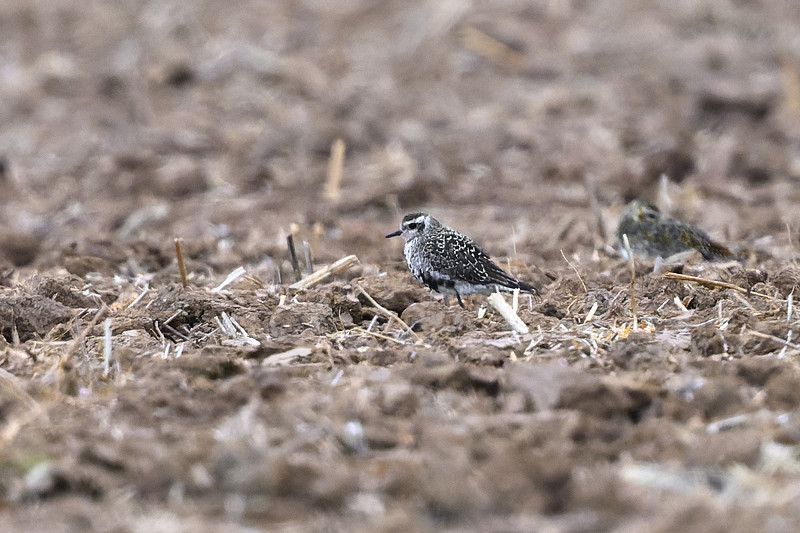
(385, 212, 539, 307)
(616, 199, 733, 261)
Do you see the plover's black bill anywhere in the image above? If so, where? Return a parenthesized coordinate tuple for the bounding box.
(385, 230, 402, 238)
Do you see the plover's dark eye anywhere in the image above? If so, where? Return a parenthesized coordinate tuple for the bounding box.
(408, 223, 418, 230)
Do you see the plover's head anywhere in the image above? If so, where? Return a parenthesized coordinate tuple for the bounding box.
(621, 199, 662, 224)
(385, 212, 438, 242)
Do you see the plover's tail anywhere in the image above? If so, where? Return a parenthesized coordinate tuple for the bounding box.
(485, 261, 541, 296)
(514, 279, 541, 296)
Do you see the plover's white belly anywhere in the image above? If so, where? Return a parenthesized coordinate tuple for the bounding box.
(452, 281, 504, 295)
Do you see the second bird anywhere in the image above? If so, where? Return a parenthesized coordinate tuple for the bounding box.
(386, 212, 539, 307)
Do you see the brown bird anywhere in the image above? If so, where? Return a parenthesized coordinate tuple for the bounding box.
(616, 200, 733, 260)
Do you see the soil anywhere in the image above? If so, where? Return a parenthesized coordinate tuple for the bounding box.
(2, 1, 800, 531)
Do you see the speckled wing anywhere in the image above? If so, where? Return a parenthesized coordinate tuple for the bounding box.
(424, 234, 525, 290)
(682, 225, 733, 260)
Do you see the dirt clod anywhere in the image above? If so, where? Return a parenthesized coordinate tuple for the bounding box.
(0, 232, 41, 267)
(0, 294, 72, 342)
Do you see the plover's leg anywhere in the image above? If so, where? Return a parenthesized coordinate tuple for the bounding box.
(443, 295, 450, 306)
(456, 292, 464, 308)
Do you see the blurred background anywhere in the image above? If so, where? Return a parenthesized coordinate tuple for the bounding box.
(1, 0, 799, 277)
